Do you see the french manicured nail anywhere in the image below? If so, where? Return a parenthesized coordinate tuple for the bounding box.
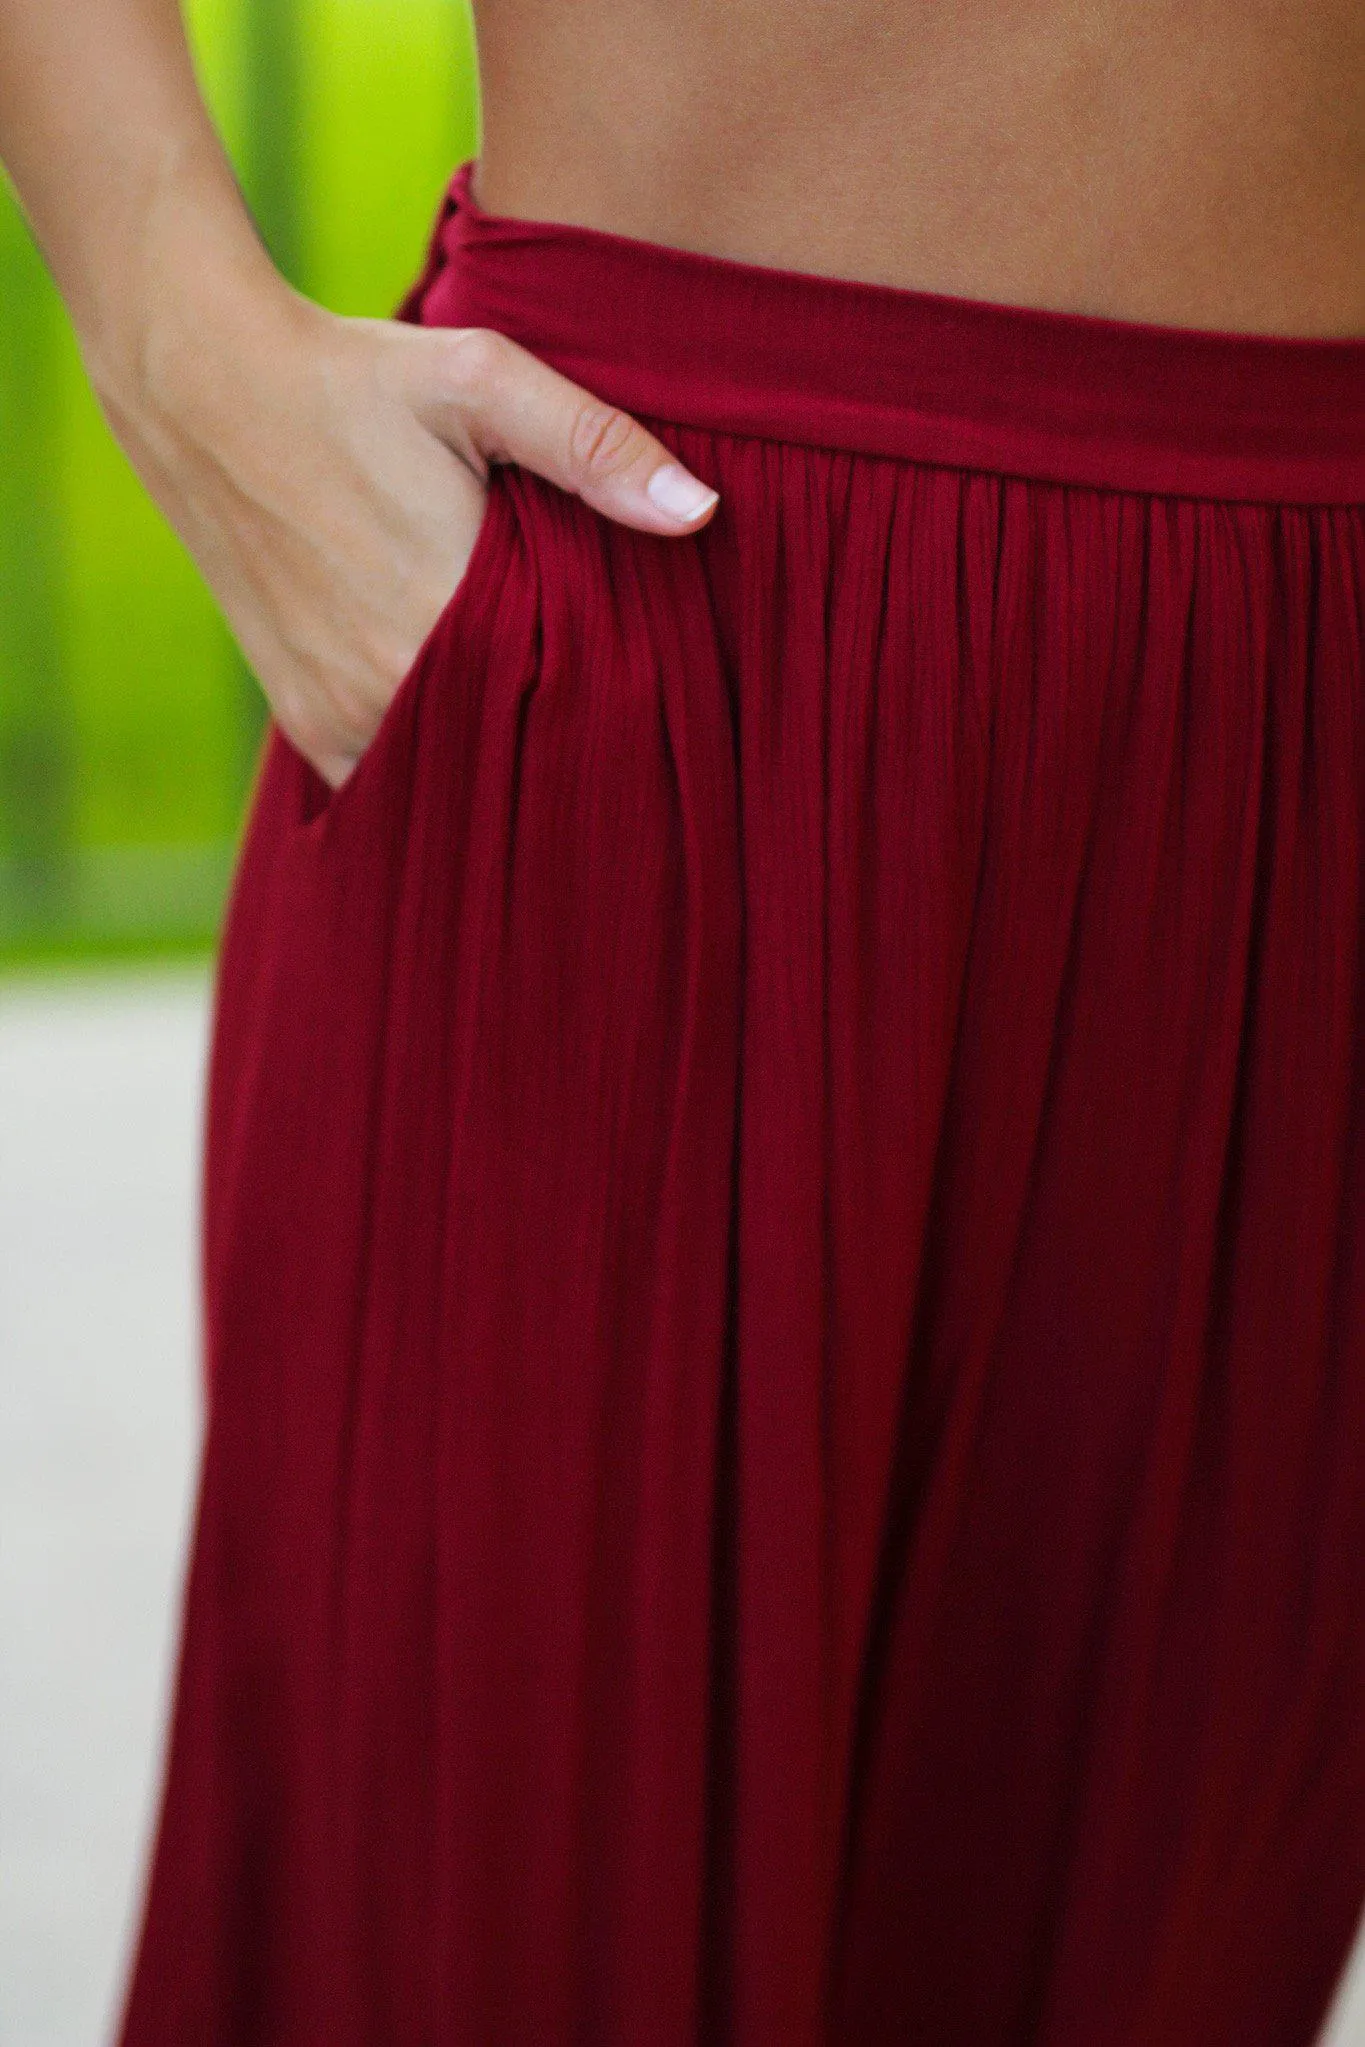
(646, 462, 720, 523)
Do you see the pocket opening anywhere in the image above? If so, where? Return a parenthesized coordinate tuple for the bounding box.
(291, 472, 509, 835)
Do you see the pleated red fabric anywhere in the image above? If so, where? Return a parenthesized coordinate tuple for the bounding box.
(117, 160, 1365, 2047)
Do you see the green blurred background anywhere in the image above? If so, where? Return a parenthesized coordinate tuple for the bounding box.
(0, 0, 479, 967)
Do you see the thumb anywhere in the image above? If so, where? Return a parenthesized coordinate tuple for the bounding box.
(406, 324, 720, 535)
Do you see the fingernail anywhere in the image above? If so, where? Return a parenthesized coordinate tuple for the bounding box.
(646, 462, 720, 523)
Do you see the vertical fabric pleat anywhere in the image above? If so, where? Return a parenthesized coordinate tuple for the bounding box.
(118, 431, 1365, 2047)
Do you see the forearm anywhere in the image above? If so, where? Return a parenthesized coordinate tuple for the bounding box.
(0, 0, 278, 401)
(0, 0, 717, 798)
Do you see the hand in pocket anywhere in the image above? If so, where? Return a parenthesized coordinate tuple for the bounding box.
(96, 270, 722, 792)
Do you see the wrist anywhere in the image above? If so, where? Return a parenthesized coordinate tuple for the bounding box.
(78, 136, 291, 426)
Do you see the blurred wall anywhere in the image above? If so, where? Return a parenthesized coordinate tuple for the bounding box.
(0, 0, 479, 967)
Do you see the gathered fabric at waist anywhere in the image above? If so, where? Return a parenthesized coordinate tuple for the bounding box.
(400, 158, 1365, 507)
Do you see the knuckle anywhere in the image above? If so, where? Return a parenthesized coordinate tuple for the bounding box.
(567, 399, 641, 483)
(444, 325, 507, 401)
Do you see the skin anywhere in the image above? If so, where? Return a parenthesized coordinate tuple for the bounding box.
(476, 0, 1365, 335)
(0, 3, 1360, 789)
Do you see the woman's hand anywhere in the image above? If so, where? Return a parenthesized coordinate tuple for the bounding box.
(2, 0, 715, 792)
(99, 255, 720, 792)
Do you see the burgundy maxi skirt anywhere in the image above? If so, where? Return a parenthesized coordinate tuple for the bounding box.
(118, 161, 1365, 2046)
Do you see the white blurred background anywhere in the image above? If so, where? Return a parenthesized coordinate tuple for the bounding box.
(2, 973, 204, 2047)
(2, 968, 1365, 2046)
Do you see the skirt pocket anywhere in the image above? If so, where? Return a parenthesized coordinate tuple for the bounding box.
(290, 466, 514, 837)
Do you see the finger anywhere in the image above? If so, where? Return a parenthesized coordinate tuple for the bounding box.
(406, 325, 720, 536)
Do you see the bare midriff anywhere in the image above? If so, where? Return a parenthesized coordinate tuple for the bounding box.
(469, 0, 1365, 337)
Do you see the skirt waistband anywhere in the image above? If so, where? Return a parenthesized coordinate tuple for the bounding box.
(403, 158, 1365, 505)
